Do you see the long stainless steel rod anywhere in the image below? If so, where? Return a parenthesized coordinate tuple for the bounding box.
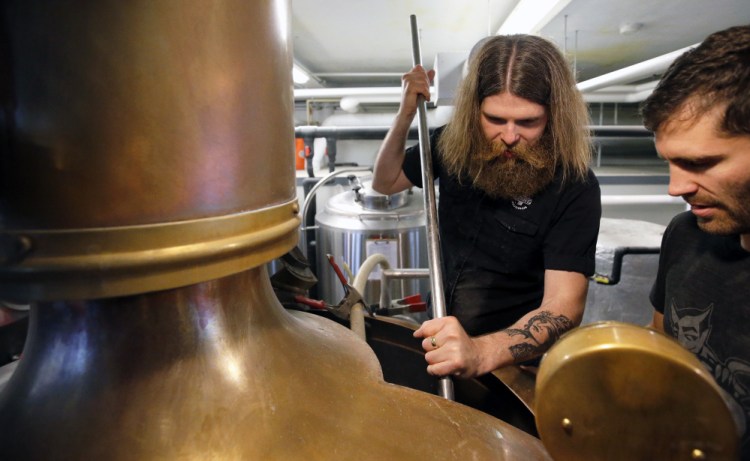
(409, 14, 454, 401)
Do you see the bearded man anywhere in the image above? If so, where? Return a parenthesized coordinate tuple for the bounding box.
(372, 34, 601, 378)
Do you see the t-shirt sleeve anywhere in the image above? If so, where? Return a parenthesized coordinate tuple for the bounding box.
(402, 126, 444, 188)
(402, 142, 423, 187)
(649, 212, 686, 313)
(543, 170, 602, 276)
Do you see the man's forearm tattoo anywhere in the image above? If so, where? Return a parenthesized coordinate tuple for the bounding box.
(502, 310, 573, 362)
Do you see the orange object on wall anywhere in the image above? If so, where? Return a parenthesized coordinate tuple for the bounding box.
(295, 138, 306, 170)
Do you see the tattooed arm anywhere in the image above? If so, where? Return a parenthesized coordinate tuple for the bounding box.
(414, 269, 588, 378)
(504, 310, 574, 362)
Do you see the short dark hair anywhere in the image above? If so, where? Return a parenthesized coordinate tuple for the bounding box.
(641, 24, 750, 135)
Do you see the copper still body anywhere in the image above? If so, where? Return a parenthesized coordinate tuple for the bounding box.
(0, 1, 549, 459)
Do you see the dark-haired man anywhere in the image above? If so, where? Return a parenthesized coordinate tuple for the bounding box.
(643, 24, 750, 457)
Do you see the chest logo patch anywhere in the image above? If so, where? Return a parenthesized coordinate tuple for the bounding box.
(511, 197, 532, 210)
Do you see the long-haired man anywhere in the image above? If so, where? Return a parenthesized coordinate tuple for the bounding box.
(372, 34, 601, 378)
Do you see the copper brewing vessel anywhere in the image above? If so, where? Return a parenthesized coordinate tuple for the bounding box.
(0, 1, 549, 459)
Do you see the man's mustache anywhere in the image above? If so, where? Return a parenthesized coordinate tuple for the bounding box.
(479, 141, 549, 170)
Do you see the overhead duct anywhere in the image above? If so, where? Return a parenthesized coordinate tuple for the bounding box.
(582, 81, 660, 103)
(577, 44, 699, 93)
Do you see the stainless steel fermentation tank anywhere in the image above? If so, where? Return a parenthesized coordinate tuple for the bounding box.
(0, 1, 549, 459)
(315, 181, 429, 308)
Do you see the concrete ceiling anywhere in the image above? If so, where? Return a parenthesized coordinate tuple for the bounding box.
(291, 0, 750, 95)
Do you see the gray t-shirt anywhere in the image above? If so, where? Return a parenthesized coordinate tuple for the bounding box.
(651, 211, 750, 457)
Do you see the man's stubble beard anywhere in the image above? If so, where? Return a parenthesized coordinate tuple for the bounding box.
(466, 136, 557, 200)
(694, 179, 750, 237)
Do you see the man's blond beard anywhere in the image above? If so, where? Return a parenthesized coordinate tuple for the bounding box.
(464, 137, 557, 200)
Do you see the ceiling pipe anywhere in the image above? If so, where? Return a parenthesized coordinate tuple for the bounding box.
(294, 43, 700, 105)
(294, 86, 406, 100)
(318, 106, 455, 128)
(339, 95, 403, 113)
(577, 43, 699, 93)
(314, 72, 403, 79)
(295, 81, 652, 105)
(295, 84, 651, 106)
(295, 122, 649, 139)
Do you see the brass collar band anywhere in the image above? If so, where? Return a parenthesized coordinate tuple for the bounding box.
(0, 200, 300, 302)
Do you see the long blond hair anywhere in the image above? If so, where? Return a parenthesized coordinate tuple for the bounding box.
(438, 35, 591, 184)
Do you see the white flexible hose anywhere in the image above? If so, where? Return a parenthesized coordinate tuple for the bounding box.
(352, 254, 391, 293)
(349, 254, 392, 341)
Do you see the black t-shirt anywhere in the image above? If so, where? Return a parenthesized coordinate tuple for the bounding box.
(651, 211, 750, 457)
(403, 126, 601, 335)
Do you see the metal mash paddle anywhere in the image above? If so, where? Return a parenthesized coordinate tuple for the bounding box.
(410, 14, 454, 401)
